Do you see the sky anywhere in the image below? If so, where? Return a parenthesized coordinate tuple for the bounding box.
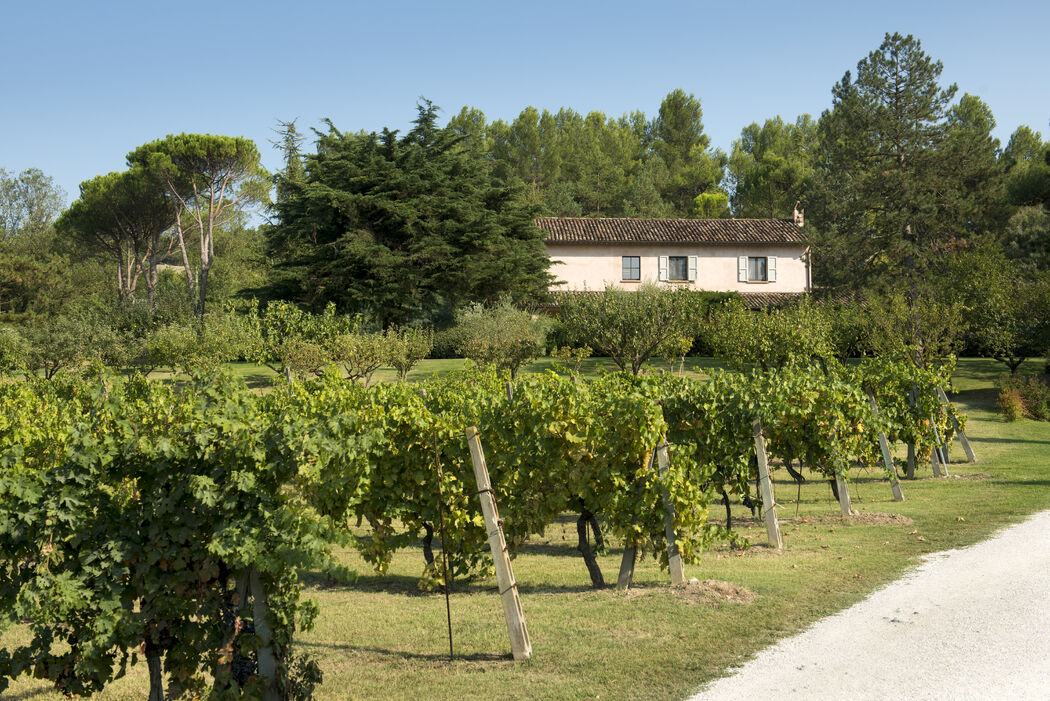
(2, 0, 1048, 206)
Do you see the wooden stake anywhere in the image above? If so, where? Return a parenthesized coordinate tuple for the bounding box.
(930, 416, 950, 477)
(421, 388, 455, 659)
(617, 449, 655, 590)
(930, 443, 945, 478)
(937, 387, 977, 463)
(465, 427, 532, 661)
(616, 545, 637, 590)
(249, 569, 279, 701)
(505, 381, 514, 402)
(834, 475, 854, 517)
(866, 392, 905, 502)
(752, 420, 783, 550)
(655, 439, 685, 585)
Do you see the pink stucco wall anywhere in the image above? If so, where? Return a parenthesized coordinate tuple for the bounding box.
(546, 243, 810, 293)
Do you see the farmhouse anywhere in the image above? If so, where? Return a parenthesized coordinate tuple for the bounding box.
(536, 214, 810, 306)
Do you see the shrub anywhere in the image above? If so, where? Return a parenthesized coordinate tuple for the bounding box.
(384, 326, 433, 381)
(454, 301, 548, 379)
(0, 325, 27, 378)
(997, 374, 1050, 421)
(709, 297, 834, 371)
(557, 285, 703, 375)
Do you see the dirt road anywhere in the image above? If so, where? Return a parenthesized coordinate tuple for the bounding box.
(689, 509, 1050, 701)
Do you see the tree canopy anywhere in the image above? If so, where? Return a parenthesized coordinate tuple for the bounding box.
(265, 101, 553, 326)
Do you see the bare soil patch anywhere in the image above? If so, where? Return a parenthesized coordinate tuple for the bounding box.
(624, 579, 757, 605)
(795, 512, 915, 526)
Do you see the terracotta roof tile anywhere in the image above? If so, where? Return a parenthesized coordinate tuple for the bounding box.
(536, 217, 807, 245)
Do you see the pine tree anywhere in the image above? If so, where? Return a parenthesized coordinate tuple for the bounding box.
(808, 33, 1001, 293)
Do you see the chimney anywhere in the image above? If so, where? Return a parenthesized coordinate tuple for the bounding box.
(793, 201, 804, 228)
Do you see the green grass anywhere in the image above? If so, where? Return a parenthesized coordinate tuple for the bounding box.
(4, 358, 1050, 700)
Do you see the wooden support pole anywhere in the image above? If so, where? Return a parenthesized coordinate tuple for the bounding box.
(930, 416, 950, 477)
(465, 427, 532, 661)
(834, 474, 855, 517)
(937, 387, 977, 463)
(505, 381, 514, 402)
(752, 420, 783, 550)
(616, 545, 637, 590)
(930, 443, 945, 478)
(867, 392, 905, 502)
(249, 569, 279, 701)
(655, 439, 685, 585)
(617, 449, 655, 590)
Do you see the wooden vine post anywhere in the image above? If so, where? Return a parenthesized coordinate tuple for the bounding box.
(465, 427, 532, 661)
(937, 387, 977, 463)
(751, 420, 783, 550)
(930, 416, 950, 477)
(866, 391, 905, 502)
(655, 438, 686, 585)
(249, 568, 279, 701)
(833, 473, 855, 517)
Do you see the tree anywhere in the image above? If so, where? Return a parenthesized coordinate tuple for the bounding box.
(1001, 127, 1050, 208)
(1003, 205, 1050, 269)
(55, 167, 175, 308)
(708, 299, 835, 371)
(128, 134, 269, 315)
(271, 119, 307, 208)
(809, 33, 968, 292)
(453, 300, 548, 378)
(651, 89, 727, 215)
(384, 326, 433, 381)
(948, 246, 1050, 373)
(728, 115, 818, 218)
(557, 285, 699, 375)
(0, 325, 26, 377)
(0, 168, 69, 315)
(266, 101, 553, 326)
(0, 167, 65, 247)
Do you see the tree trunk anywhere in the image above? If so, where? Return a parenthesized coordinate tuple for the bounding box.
(721, 488, 733, 531)
(147, 648, 164, 701)
(906, 443, 917, 479)
(588, 514, 604, 551)
(829, 477, 840, 501)
(577, 508, 604, 588)
(422, 522, 434, 566)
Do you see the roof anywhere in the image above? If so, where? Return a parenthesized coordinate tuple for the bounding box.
(536, 217, 807, 246)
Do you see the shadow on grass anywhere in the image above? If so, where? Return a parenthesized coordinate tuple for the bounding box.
(970, 436, 1050, 445)
(2, 691, 54, 701)
(297, 640, 509, 662)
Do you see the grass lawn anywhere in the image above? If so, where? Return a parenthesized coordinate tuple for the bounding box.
(4, 358, 1049, 700)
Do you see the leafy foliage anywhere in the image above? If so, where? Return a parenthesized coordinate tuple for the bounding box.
(265, 101, 552, 326)
(453, 301, 548, 378)
(556, 285, 706, 375)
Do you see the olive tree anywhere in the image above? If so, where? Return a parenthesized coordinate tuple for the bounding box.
(454, 301, 548, 378)
(557, 284, 701, 375)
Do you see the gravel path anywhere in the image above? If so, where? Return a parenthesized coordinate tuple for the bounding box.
(689, 510, 1050, 701)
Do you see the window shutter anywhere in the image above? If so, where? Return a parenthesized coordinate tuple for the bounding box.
(659, 256, 668, 281)
(768, 256, 777, 282)
(688, 255, 697, 282)
(738, 256, 748, 282)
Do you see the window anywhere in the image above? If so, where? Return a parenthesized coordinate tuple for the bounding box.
(748, 256, 767, 282)
(622, 256, 640, 281)
(668, 256, 688, 281)
(659, 255, 697, 282)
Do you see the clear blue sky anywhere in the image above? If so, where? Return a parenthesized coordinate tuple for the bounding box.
(2, 0, 1048, 205)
